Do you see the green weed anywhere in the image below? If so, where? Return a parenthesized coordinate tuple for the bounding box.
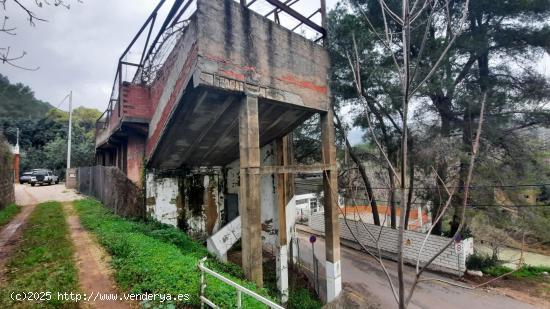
(74, 198, 276, 308)
(483, 265, 550, 279)
(0, 203, 20, 227)
(0, 202, 79, 308)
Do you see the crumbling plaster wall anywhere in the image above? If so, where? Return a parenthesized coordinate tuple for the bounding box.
(145, 142, 280, 246)
(225, 143, 279, 248)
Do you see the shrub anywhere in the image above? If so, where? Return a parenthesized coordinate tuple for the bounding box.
(482, 265, 513, 277)
(466, 252, 499, 271)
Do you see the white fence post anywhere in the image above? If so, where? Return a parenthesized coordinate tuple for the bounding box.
(197, 257, 284, 309)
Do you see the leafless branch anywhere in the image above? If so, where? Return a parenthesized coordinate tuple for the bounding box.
(0, 46, 39, 70)
(0, 0, 79, 68)
(410, 0, 470, 95)
(405, 93, 486, 306)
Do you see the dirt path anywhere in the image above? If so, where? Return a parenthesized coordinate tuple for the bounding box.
(5, 184, 131, 308)
(63, 202, 132, 309)
(2, 183, 83, 273)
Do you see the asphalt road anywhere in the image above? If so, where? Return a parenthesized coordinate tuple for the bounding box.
(295, 228, 541, 309)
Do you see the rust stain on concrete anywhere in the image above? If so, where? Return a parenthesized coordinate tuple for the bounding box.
(205, 184, 218, 235)
(278, 74, 328, 94)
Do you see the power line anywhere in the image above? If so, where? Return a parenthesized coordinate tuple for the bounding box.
(344, 198, 550, 208)
(55, 93, 71, 109)
(337, 183, 550, 190)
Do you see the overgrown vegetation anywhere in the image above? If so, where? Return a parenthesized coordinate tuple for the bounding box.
(0, 204, 20, 227)
(75, 198, 300, 308)
(0, 202, 79, 308)
(466, 252, 500, 271)
(467, 252, 550, 280)
(287, 288, 323, 309)
(483, 265, 550, 279)
(262, 259, 322, 309)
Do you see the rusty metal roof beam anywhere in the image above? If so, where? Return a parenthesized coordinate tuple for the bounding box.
(291, 8, 321, 32)
(264, 0, 299, 18)
(263, 0, 326, 37)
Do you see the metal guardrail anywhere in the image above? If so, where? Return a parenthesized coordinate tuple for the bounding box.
(198, 257, 284, 309)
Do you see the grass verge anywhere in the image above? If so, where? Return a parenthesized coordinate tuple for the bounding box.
(0, 204, 20, 227)
(74, 198, 280, 308)
(483, 265, 550, 279)
(0, 202, 79, 308)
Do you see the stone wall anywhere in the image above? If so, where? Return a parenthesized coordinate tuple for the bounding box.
(0, 137, 14, 209)
(77, 166, 144, 218)
(309, 212, 474, 275)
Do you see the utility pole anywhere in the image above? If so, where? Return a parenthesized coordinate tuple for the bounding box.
(67, 91, 73, 170)
(13, 128, 20, 183)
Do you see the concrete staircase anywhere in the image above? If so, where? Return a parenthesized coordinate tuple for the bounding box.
(207, 195, 306, 261)
(207, 216, 242, 261)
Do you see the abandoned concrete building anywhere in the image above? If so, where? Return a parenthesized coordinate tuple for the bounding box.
(92, 0, 341, 303)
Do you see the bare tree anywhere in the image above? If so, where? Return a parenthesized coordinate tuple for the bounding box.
(325, 0, 493, 307)
(0, 0, 78, 69)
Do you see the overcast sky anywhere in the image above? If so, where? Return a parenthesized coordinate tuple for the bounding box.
(1, 0, 340, 112)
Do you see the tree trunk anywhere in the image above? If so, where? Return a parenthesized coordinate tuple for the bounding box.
(333, 107, 381, 225)
(404, 159, 414, 230)
(389, 168, 397, 229)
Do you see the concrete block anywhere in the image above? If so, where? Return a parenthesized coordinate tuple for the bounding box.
(326, 260, 342, 303)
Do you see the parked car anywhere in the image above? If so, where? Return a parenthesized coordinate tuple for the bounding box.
(19, 171, 34, 184)
(29, 169, 59, 186)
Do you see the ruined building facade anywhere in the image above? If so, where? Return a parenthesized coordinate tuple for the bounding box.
(94, 0, 341, 302)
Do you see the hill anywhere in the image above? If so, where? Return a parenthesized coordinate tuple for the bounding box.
(0, 74, 101, 178)
(0, 74, 53, 120)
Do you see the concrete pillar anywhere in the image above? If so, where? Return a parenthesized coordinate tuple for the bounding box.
(275, 136, 293, 302)
(239, 95, 263, 287)
(321, 109, 342, 302)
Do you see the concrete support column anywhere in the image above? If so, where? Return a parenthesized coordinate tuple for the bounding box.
(275, 136, 293, 302)
(239, 95, 263, 287)
(321, 109, 342, 302)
